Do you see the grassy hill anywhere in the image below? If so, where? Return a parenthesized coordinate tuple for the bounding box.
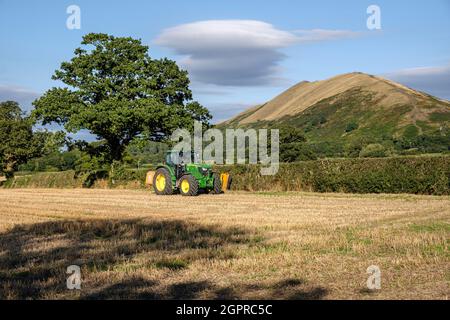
(220, 73, 450, 156)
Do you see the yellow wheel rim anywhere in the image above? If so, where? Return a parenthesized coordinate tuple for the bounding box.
(155, 174, 166, 191)
(181, 179, 190, 193)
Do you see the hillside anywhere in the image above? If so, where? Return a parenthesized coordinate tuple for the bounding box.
(221, 72, 450, 156)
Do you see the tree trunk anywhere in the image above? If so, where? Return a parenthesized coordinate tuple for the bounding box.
(4, 161, 16, 179)
(107, 140, 125, 162)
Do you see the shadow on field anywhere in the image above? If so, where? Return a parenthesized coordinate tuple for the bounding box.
(0, 218, 328, 300)
(83, 277, 328, 300)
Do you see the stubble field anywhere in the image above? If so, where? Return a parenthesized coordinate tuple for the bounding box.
(0, 188, 448, 299)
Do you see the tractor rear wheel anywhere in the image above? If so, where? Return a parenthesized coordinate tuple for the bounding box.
(153, 168, 173, 195)
(212, 173, 222, 194)
(179, 175, 199, 196)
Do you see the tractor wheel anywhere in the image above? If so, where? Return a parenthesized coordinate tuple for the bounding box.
(179, 175, 199, 196)
(212, 173, 222, 194)
(153, 168, 173, 195)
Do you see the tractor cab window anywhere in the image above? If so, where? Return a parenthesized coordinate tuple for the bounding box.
(166, 151, 200, 165)
(166, 153, 175, 166)
(191, 151, 200, 163)
(166, 151, 188, 165)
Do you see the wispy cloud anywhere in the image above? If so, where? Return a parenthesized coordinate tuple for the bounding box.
(384, 64, 450, 100)
(293, 29, 361, 42)
(208, 102, 257, 124)
(155, 20, 361, 87)
(0, 84, 40, 113)
(190, 81, 232, 96)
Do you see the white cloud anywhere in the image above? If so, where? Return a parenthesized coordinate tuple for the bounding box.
(384, 64, 450, 100)
(155, 20, 360, 86)
(155, 20, 297, 53)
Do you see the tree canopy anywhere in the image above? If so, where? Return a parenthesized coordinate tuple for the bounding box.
(32, 33, 211, 163)
(0, 101, 43, 177)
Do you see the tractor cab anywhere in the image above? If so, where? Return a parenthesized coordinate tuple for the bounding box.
(165, 150, 199, 167)
(165, 150, 203, 180)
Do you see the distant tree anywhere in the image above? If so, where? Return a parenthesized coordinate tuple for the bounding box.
(345, 122, 359, 133)
(394, 132, 450, 154)
(126, 139, 168, 165)
(17, 130, 74, 172)
(279, 125, 307, 144)
(281, 143, 317, 162)
(0, 101, 41, 178)
(277, 125, 316, 162)
(32, 33, 211, 165)
(33, 130, 67, 155)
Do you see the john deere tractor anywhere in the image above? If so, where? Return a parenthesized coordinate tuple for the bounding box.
(152, 150, 229, 196)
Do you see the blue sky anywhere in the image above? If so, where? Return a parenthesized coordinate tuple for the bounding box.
(1, 0, 449, 128)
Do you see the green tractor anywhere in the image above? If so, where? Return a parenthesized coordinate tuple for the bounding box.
(152, 150, 228, 196)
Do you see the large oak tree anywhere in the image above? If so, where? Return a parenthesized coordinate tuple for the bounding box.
(32, 33, 211, 163)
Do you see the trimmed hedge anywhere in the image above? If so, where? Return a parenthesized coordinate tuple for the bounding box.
(215, 156, 450, 195)
(2, 171, 82, 188)
(1, 168, 151, 189)
(2, 156, 449, 195)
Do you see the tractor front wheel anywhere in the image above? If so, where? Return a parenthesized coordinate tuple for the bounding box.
(153, 168, 173, 195)
(179, 175, 199, 196)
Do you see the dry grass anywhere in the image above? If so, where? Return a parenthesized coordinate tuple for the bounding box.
(0, 189, 448, 300)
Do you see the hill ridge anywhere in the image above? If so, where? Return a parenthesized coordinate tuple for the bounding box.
(220, 72, 449, 157)
(223, 72, 449, 126)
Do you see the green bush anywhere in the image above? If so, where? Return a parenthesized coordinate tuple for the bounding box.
(281, 143, 317, 162)
(344, 142, 363, 158)
(309, 141, 345, 158)
(394, 133, 450, 153)
(359, 143, 386, 158)
(345, 122, 359, 132)
(216, 156, 450, 195)
(108, 162, 149, 187)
